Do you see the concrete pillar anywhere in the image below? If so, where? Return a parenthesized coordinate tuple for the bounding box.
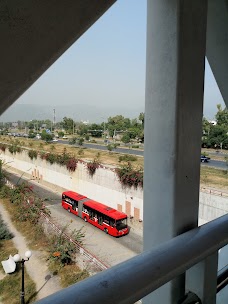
(143, 1, 208, 303)
(206, 0, 228, 107)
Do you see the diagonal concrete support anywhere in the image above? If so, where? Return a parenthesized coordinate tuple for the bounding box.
(0, 0, 116, 115)
(206, 0, 228, 107)
(143, 0, 208, 303)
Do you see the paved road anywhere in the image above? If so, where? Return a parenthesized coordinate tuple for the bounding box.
(57, 140, 227, 169)
(6, 171, 143, 267)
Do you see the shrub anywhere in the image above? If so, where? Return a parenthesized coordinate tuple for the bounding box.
(15, 195, 50, 224)
(56, 152, 71, 166)
(69, 137, 77, 145)
(131, 145, 139, 149)
(115, 162, 143, 189)
(78, 138, 84, 146)
(47, 226, 85, 266)
(118, 154, 137, 162)
(86, 159, 100, 177)
(46, 153, 57, 165)
(0, 214, 14, 240)
(8, 145, 21, 154)
(50, 145, 56, 151)
(66, 158, 78, 172)
(0, 143, 6, 152)
(107, 144, 114, 152)
(40, 151, 47, 160)
(28, 150, 38, 160)
(8, 182, 50, 223)
(0, 185, 11, 198)
(77, 149, 84, 156)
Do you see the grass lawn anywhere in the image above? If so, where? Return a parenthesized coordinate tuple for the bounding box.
(0, 239, 36, 304)
(200, 166, 228, 191)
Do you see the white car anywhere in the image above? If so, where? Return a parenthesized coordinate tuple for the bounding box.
(62, 136, 68, 139)
(52, 138, 58, 142)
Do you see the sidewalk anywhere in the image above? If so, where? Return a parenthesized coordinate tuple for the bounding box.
(0, 202, 61, 302)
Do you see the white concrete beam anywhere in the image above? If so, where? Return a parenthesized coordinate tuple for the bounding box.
(0, 0, 116, 115)
(143, 0, 208, 303)
(206, 0, 228, 107)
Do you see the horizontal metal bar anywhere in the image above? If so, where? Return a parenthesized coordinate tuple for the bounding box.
(217, 265, 228, 293)
(35, 214, 228, 304)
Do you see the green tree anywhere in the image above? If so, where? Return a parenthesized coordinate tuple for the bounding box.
(215, 104, 228, 127)
(107, 144, 113, 153)
(78, 137, 84, 146)
(138, 112, 144, 127)
(41, 130, 53, 142)
(58, 131, 64, 138)
(121, 133, 131, 144)
(61, 117, 74, 134)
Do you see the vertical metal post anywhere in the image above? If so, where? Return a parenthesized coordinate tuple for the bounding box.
(143, 0, 208, 303)
(21, 259, 25, 304)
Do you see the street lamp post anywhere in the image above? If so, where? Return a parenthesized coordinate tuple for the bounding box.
(13, 251, 32, 304)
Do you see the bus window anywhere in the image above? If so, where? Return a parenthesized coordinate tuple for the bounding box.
(116, 218, 127, 230)
(63, 196, 78, 210)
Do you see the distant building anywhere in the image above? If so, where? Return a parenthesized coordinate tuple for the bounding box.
(41, 124, 47, 128)
(11, 122, 18, 128)
(81, 120, 89, 125)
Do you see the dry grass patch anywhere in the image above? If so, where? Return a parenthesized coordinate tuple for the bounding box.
(1, 198, 49, 251)
(48, 261, 89, 288)
(0, 239, 37, 304)
(200, 167, 228, 190)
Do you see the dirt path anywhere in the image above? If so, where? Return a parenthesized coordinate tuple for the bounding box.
(0, 202, 61, 302)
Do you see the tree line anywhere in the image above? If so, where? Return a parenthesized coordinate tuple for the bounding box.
(1, 105, 227, 148)
(202, 104, 228, 149)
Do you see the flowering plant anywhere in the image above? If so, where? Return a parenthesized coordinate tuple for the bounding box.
(86, 159, 100, 177)
(115, 162, 143, 189)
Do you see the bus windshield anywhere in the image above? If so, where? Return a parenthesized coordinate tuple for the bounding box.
(115, 218, 128, 230)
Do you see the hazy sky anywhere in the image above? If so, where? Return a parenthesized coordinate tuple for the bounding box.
(14, 0, 225, 120)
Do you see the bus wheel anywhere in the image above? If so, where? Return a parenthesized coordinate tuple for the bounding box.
(68, 208, 71, 213)
(84, 217, 87, 222)
(104, 228, 108, 234)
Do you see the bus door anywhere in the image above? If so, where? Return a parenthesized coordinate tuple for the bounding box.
(78, 198, 89, 219)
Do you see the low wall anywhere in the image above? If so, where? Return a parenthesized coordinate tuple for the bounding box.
(1, 150, 143, 220)
(199, 191, 228, 223)
(1, 150, 227, 224)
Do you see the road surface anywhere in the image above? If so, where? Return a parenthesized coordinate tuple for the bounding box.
(57, 140, 227, 169)
(6, 171, 143, 267)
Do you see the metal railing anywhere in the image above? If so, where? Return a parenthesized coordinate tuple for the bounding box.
(35, 214, 228, 304)
(40, 211, 109, 271)
(4, 178, 109, 271)
(200, 186, 228, 198)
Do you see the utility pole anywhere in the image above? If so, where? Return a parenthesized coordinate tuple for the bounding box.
(53, 109, 56, 126)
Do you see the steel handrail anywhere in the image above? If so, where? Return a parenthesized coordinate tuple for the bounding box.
(35, 214, 228, 304)
(217, 264, 228, 293)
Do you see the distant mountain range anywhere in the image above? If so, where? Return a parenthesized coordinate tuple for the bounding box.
(0, 104, 144, 123)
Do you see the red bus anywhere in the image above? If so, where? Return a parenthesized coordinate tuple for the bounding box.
(62, 191, 129, 237)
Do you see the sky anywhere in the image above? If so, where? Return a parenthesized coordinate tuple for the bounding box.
(12, 0, 225, 121)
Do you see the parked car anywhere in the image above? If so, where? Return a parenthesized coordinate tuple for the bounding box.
(52, 138, 58, 142)
(62, 135, 68, 139)
(201, 155, 210, 162)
